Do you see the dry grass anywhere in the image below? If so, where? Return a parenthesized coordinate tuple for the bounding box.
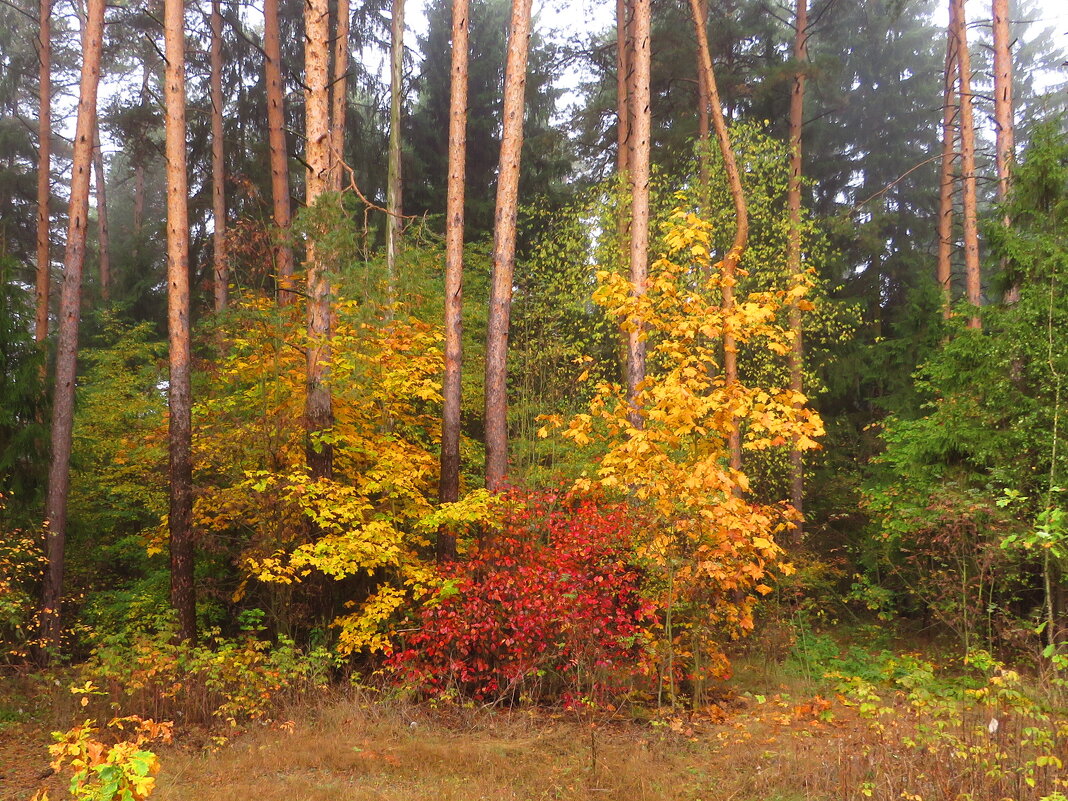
(9, 666, 1066, 801)
(145, 690, 880, 801)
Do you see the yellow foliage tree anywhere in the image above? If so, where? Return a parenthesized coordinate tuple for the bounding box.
(543, 207, 825, 701)
(191, 295, 476, 654)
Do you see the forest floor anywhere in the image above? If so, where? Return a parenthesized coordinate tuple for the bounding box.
(1, 658, 877, 801)
(5, 647, 1066, 801)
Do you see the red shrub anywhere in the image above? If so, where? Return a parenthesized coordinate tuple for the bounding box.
(387, 490, 655, 704)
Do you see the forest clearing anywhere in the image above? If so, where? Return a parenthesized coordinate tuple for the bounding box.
(1, 0, 1068, 797)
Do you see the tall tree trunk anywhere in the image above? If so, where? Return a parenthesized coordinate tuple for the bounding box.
(210, 0, 227, 312)
(132, 60, 149, 263)
(438, 0, 469, 560)
(265, 0, 295, 303)
(93, 128, 110, 301)
(993, 0, 1017, 303)
(164, 0, 196, 643)
(615, 0, 630, 177)
(40, 0, 104, 657)
(937, 1, 959, 319)
(385, 0, 405, 303)
(689, 0, 748, 473)
(625, 0, 650, 430)
(330, 0, 349, 189)
(304, 0, 334, 480)
(34, 0, 51, 344)
(695, 0, 710, 188)
(786, 0, 808, 539)
(951, 0, 981, 329)
(484, 0, 533, 492)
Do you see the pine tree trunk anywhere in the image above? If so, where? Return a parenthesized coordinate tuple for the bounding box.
(993, 0, 1017, 303)
(265, 0, 295, 303)
(937, 2, 959, 318)
(210, 0, 227, 312)
(484, 0, 533, 492)
(304, 0, 334, 480)
(689, 0, 748, 473)
(438, 0, 469, 560)
(35, 0, 51, 344)
(951, 0, 981, 329)
(40, 0, 105, 657)
(93, 128, 110, 301)
(786, 0, 808, 540)
(330, 0, 349, 189)
(385, 0, 405, 302)
(164, 0, 196, 643)
(625, 0, 650, 430)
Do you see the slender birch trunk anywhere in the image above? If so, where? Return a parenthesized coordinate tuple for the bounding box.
(937, 0, 960, 318)
(951, 0, 981, 329)
(484, 0, 533, 492)
(304, 0, 334, 480)
(210, 0, 227, 312)
(35, 0, 51, 343)
(40, 0, 105, 656)
(265, 0, 295, 303)
(438, 0, 469, 560)
(616, 0, 630, 177)
(164, 0, 196, 642)
(786, 0, 808, 539)
(385, 0, 405, 302)
(625, 0, 650, 430)
(689, 0, 748, 473)
(132, 61, 149, 260)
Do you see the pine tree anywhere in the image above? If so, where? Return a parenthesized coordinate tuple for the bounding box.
(34, 0, 51, 344)
(304, 0, 334, 480)
(40, 0, 106, 655)
(266, 0, 295, 303)
(164, 0, 195, 642)
(210, 0, 227, 312)
(484, 0, 533, 491)
(439, 0, 469, 558)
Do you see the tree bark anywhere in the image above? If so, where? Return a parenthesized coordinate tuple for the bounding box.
(304, 0, 334, 480)
(625, 0, 650, 430)
(265, 0, 295, 303)
(35, 0, 51, 344)
(330, 0, 349, 190)
(695, 0, 710, 188)
(786, 0, 808, 539)
(93, 128, 110, 301)
(993, 0, 1017, 303)
(951, 0, 981, 329)
(484, 0, 533, 492)
(210, 0, 227, 312)
(164, 0, 196, 643)
(385, 0, 405, 302)
(689, 0, 748, 473)
(937, 0, 959, 319)
(438, 0, 469, 560)
(40, 0, 105, 656)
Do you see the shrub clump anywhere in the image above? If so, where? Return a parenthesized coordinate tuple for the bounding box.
(388, 491, 655, 705)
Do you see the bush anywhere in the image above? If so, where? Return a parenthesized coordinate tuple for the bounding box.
(86, 622, 336, 725)
(387, 490, 655, 705)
